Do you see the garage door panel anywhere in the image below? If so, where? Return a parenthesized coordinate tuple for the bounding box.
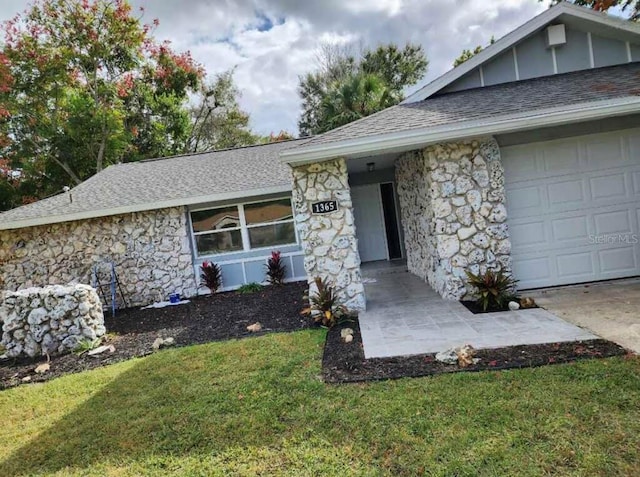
(598, 246, 637, 274)
(556, 251, 595, 279)
(506, 185, 543, 212)
(593, 209, 633, 235)
(504, 128, 640, 289)
(509, 221, 547, 247)
(542, 143, 579, 173)
(511, 256, 553, 284)
(547, 179, 585, 207)
(585, 135, 625, 167)
(551, 215, 588, 242)
(502, 147, 538, 179)
(590, 173, 628, 200)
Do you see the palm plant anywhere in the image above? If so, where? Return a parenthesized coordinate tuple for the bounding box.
(318, 72, 398, 133)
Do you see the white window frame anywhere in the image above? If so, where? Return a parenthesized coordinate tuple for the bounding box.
(189, 196, 298, 259)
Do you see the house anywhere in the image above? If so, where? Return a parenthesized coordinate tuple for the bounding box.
(1, 2, 640, 311)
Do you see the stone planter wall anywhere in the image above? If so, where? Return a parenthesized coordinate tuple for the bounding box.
(0, 207, 197, 307)
(396, 137, 512, 299)
(292, 158, 366, 311)
(1, 284, 106, 358)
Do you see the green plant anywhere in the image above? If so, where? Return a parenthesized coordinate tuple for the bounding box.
(73, 338, 101, 356)
(200, 261, 222, 294)
(301, 277, 349, 328)
(265, 250, 286, 285)
(238, 282, 263, 294)
(466, 269, 519, 312)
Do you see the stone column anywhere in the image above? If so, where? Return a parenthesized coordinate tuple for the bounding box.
(396, 137, 512, 300)
(291, 158, 366, 311)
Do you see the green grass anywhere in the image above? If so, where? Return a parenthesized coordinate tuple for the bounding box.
(0, 330, 639, 476)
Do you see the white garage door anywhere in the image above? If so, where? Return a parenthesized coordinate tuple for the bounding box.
(503, 128, 640, 290)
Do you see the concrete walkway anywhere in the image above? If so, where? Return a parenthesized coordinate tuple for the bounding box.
(359, 272, 597, 359)
(528, 278, 640, 354)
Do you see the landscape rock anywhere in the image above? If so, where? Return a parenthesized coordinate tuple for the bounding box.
(152, 337, 176, 350)
(87, 344, 116, 356)
(247, 322, 262, 333)
(508, 301, 521, 311)
(435, 348, 459, 365)
(34, 362, 50, 374)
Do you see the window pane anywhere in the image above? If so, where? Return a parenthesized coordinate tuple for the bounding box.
(244, 199, 293, 225)
(195, 230, 243, 255)
(248, 222, 296, 249)
(191, 206, 240, 233)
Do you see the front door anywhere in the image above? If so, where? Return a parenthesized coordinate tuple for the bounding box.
(351, 184, 389, 262)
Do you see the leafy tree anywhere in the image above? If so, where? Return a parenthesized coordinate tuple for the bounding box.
(0, 0, 204, 206)
(262, 130, 296, 143)
(298, 42, 428, 136)
(317, 72, 398, 134)
(545, 0, 639, 20)
(453, 37, 495, 68)
(187, 70, 258, 152)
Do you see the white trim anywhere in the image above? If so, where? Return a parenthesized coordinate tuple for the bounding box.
(626, 41, 633, 62)
(0, 184, 292, 231)
(238, 203, 250, 252)
(588, 32, 595, 68)
(479, 66, 485, 87)
(512, 47, 520, 81)
(402, 2, 640, 103)
(281, 97, 640, 165)
(551, 46, 558, 74)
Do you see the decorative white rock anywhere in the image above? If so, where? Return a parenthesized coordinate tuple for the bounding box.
(0, 284, 105, 358)
(508, 301, 520, 311)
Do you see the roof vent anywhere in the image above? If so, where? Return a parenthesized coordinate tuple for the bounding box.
(545, 24, 566, 48)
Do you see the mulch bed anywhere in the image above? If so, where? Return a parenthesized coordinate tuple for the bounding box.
(322, 319, 629, 384)
(0, 281, 310, 390)
(460, 300, 539, 314)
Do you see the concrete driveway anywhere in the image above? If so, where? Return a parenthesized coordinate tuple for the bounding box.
(527, 278, 640, 353)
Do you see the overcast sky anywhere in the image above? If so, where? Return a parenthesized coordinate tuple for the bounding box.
(0, 0, 564, 135)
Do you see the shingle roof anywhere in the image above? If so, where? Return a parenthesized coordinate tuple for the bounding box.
(0, 139, 307, 230)
(298, 63, 640, 148)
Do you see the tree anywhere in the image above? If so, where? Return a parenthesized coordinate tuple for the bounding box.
(187, 70, 258, 152)
(317, 72, 398, 134)
(545, 0, 639, 20)
(453, 37, 495, 68)
(298, 42, 428, 136)
(0, 0, 204, 206)
(262, 131, 296, 143)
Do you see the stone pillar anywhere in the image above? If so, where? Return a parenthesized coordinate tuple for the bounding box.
(291, 158, 366, 311)
(396, 137, 512, 300)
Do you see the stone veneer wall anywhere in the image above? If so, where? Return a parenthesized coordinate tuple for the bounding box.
(292, 158, 366, 311)
(395, 137, 512, 299)
(0, 207, 197, 307)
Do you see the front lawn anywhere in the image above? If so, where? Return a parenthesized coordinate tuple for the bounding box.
(1, 330, 638, 476)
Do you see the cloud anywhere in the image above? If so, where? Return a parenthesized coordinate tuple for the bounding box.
(0, 0, 552, 135)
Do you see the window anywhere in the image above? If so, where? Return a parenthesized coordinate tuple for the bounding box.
(190, 197, 297, 257)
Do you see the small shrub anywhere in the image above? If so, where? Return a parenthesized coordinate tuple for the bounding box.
(74, 338, 101, 356)
(466, 269, 518, 312)
(238, 282, 264, 294)
(302, 277, 349, 328)
(200, 261, 222, 294)
(265, 250, 286, 285)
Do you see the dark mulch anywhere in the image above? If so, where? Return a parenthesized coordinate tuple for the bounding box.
(460, 300, 539, 314)
(322, 319, 629, 383)
(0, 281, 310, 390)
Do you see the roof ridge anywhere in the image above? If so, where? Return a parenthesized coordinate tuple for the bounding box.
(136, 137, 309, 164)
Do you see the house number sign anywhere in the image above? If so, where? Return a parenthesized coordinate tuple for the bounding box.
(311, 200, 338, 215)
